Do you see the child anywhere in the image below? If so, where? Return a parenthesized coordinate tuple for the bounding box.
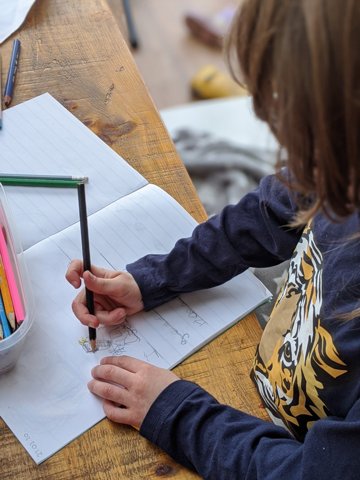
(66, 1, 360, 478)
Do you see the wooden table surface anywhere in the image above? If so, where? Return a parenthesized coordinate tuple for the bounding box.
(0, 1, 268, 478)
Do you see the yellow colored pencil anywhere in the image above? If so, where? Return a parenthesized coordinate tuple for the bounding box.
(0, 256, 15, 330)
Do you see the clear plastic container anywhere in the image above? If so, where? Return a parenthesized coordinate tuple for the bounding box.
(0, 185, 33, 374)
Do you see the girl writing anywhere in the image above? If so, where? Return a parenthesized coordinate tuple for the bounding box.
(66, 1, 360, 478)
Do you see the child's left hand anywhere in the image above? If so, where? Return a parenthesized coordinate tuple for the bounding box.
(88, 355, 179, 429)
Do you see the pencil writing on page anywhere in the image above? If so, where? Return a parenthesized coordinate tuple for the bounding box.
(77, 183, 97, 352)
(4, 39, 21, 108)
(0, 226, 25, 324)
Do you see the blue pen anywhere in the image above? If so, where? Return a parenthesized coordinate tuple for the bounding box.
(4, 39, 21, 108)
(0, 293, 11, 338)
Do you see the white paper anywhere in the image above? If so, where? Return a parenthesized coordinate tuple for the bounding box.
(0, 94, 271, 463)
(161, 96, 279, 151)
(0, 93, 147, 249)
(0, 0, 37, 44)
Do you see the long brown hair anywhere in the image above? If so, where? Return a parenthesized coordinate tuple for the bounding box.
(227, 0, 360, 223)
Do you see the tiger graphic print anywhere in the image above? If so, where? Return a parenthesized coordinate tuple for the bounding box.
(252, 223, 347, 440)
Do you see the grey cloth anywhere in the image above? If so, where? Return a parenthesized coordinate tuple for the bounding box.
(173, 128, 276, 216)
(173, 128, 288, 327)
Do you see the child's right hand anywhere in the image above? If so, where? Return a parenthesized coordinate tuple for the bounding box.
(65, 259, 144, 328)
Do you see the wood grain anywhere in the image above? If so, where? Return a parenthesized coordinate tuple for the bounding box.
(1, 0, 206, 223)
(0, 1, 267, 478)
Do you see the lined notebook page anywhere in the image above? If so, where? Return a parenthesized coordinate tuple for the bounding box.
(0, 184, 271, 463)
(0, 93, 146, 250)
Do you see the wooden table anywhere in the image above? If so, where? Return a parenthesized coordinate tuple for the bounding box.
(0, 1, 268, 478)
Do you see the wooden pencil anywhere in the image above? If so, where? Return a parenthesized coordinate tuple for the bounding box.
(0, 174, 88, 182)
(0, 54, 2, 130)
(77, 183, 97, 352)
(0, 292, 12, 338)
(3, 39, 21, 108)
(0, 178, 82, 188)
(0, 227, 25, 324)
(0, 255, 16, 330)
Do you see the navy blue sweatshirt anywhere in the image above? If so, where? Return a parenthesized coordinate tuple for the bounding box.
(127, 174, 360, 480)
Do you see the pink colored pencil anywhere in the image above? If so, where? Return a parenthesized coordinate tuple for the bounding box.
(0, 226, 25, 324)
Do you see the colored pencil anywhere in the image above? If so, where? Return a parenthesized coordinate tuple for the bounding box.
(0, 178, 83, 188)
(4, 39, 21, 108)
(77, 183, 97, 352)
(0, 54, 2, 129)
(0, 292, 12, 338)
(0, 255, 15, 330)
(0, 227, 25, 324)
(0, 174, 88, 183)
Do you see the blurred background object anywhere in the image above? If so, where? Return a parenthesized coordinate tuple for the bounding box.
(121, 0, 139, 49)
(161, 97, 277, 216)
(107, 0, 278, 215)
(191, 64, 247, 100)
(184, 6, 236, 49)
(108, 0, 239, 109)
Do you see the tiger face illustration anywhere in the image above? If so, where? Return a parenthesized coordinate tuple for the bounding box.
(252, 224, 347, 439)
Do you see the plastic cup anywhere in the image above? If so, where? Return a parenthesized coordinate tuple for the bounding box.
(0, 183, 33, 374)
(0, 314, 33, 374)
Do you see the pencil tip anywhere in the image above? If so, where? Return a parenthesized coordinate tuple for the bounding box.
(7, 312, 16, 330)
(90, 339, 97, 352)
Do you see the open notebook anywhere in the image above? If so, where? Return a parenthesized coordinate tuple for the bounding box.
(0, 94, 271, 463)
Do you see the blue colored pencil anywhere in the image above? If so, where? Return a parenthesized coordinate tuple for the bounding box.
(0, 292, 12, 338)
(4, 39, 21, 108)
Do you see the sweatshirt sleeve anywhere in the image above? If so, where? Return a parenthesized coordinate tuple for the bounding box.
(127, 173, 302, 310)
(140, 380, 360, 480)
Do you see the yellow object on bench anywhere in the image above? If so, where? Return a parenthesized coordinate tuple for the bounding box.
(191, 64, 248, 100)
